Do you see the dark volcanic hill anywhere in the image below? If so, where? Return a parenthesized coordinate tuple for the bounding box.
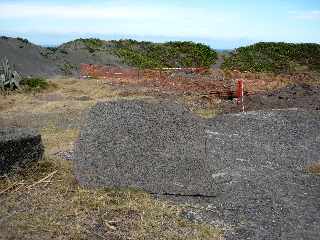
(0, 37, 60, 76)
(0, 36, 218, 77)
(0, 36, 124, 76)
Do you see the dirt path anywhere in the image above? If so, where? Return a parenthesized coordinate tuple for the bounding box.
(211, 55, 225, 69)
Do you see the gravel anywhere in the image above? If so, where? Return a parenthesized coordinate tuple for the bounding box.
(74, 100, 320, 239)
(54, 150, 74, 161)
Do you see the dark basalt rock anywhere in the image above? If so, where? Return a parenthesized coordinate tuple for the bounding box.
(74, 99, 218, 196)
(0, 128, 44, 174)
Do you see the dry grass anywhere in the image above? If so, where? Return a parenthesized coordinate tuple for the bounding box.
(180, 94, 221, 119)
(225, 70, 320, 93)
(0, 158, 223, 240)
(306, 163, 320, 175)
(193, 108, 219, 119)
(0, 78, 151, 115)
(41, 125, 79, 154)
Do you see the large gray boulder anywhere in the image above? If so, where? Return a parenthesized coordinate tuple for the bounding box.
(0, 128, 44, 174)
(74, 100, 217, 196)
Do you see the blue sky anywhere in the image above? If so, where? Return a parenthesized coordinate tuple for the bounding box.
(0, 0, 319, 49)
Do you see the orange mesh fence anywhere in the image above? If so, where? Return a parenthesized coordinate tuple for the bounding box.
(79, 64, 274, 98)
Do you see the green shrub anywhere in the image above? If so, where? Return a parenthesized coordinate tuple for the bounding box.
(17, 37, 29, 44)
(59, 49, 68, 54)
(47, 47, 58, 52)
(113, 39, 218, 68)
(21, 77, 49, 90)
(60, 63, 76, 75)
(62, 38, 218, 69)
(222, 42, 320, 73)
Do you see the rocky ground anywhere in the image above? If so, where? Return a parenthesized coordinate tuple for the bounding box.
(222, 82, 320, 113)
(73, 100, 320, 240)
(1, 75, 320, 239)
(168, 110, 320, 240)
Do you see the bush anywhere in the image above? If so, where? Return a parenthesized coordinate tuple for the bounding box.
(21, 77, 49, 90)
(17, 37, 29, 44)
(47, 47, 58, 52)
(113, 39, 218, 68)
(222, 42, 320, 73)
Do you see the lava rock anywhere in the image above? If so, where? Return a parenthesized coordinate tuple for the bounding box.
(204, 110, 320, 239)
(0, 128, 44, 174)
(74, 99, 217, 196)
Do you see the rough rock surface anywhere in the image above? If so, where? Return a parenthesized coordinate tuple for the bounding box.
(74, 100, 217, 196)
(160, 110, 320, 240)
(0, 128, 44, 174)
(198, 110, 320, 239)
(74, 100, 320, 239)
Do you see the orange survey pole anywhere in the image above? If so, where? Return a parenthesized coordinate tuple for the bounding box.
(236, 79, 245, 112)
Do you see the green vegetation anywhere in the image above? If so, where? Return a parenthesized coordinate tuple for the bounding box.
(0, 57, 21, 92)
(222, 42, 320, 73)
(81, 38, 104, 49)
(65, 38, 218, 68)
(16, 37, 30, 44)
(75, 38, 105, 53)
(112, 39, 218, 68)
(21, 77, 49, 90)
(60, 62, 76, 75)
(47, 47, 58, 52)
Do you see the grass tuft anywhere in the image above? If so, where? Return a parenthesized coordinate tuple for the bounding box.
(21, 77, 49, 90)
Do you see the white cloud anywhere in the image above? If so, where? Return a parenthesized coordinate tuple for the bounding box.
(0, 2, 242, 39)
(289, 10, 320, 20)
(0, 3, 227, 22)
(0, 3, 161, 19)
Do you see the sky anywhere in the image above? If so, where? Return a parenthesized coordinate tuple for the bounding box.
(0, 0, 319, 49)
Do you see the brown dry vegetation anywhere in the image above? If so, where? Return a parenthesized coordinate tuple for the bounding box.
(224, 70, 320, 93)
(306, 163, 320, 175)
(0, 158, 223, 240)
(0, 77, 224, 240)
